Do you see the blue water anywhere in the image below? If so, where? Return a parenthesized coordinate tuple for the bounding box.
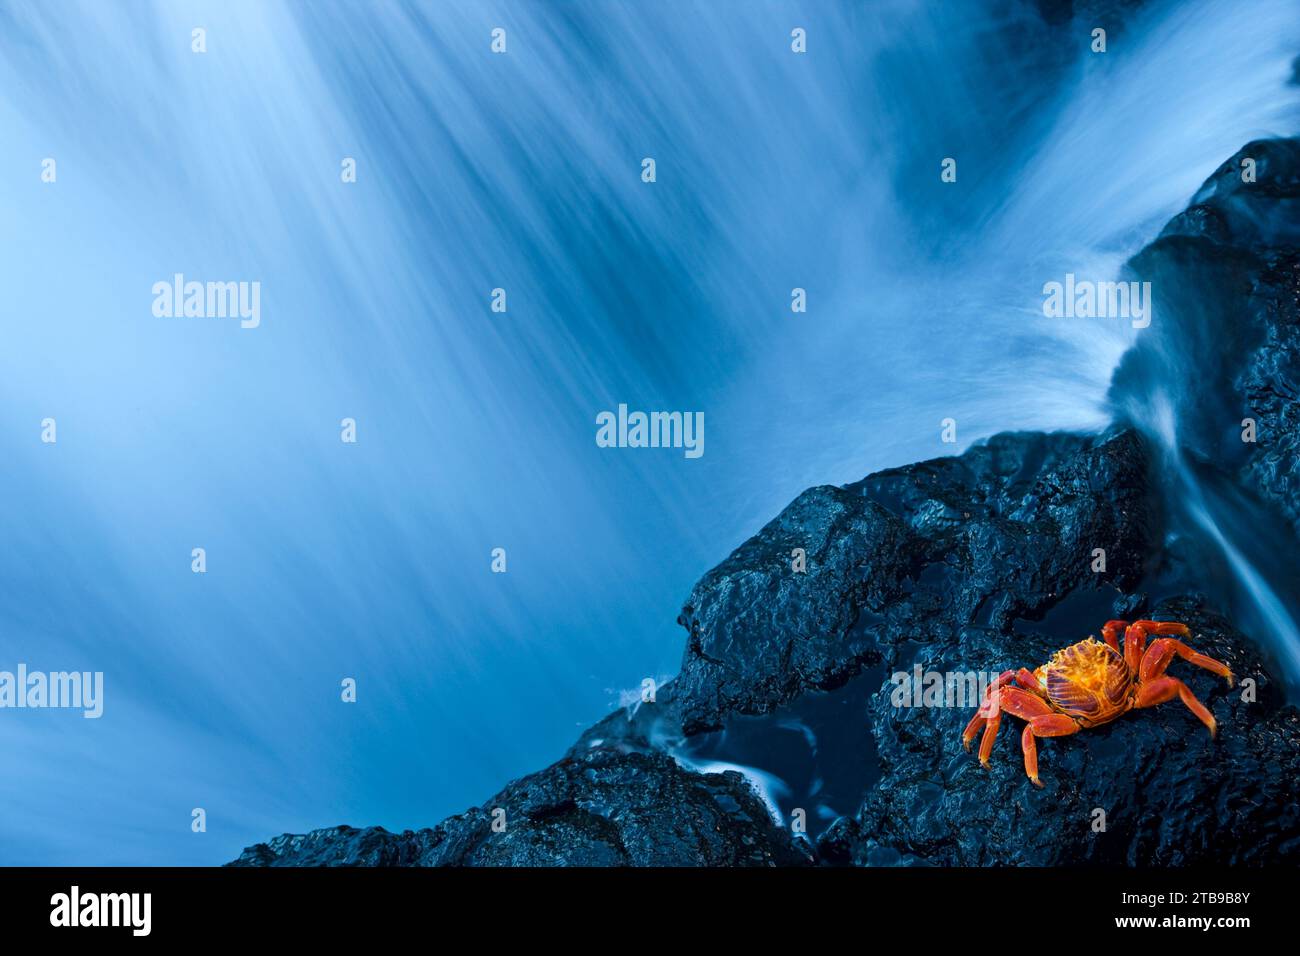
(0, 0, 1296, 864)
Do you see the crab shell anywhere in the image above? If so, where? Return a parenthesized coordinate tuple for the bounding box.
(1033, 637, 1134, 728)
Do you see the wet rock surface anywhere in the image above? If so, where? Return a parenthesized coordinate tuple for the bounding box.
(229, 743, 813, 867)
(820, 595, 1300, 866)
(674, 427, 1153, 735)
(1115, 138, 1300, 533)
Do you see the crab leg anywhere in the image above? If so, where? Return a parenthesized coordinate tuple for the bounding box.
(1123, 624, 1147, 674)
(984, 687, 1080, 785)
(1140, 638, 1234, 686)
(1133, 620, 1192, 636)
(1101, 619, 1129, 653)
(1015, 668, 1048, 699)
(961, 707, 998, 760)
(1134, 675, 1217, 736)
(998, 686, 1054, 719)
(962, 670, 1015, 753)
(1020, 715, 1080, 787)
(977, 711, 1001, 766)
(1122, 620, 1186, 673)
(1123, 620, 1192, 671)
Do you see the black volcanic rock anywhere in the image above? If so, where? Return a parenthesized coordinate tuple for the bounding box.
(673, 427, 1154, 735)
(1114, 138, 1300, 534)
(228, 744, 812, 867)
(820, 596, 1300, 866)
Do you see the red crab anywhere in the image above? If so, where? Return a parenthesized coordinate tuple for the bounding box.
(962, 619, 1233, 786)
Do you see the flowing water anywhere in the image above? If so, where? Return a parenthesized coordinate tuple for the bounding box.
(0, 0, 1297, 863)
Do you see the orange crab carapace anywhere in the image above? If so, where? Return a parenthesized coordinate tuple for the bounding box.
(962, 619, 1234, 787)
